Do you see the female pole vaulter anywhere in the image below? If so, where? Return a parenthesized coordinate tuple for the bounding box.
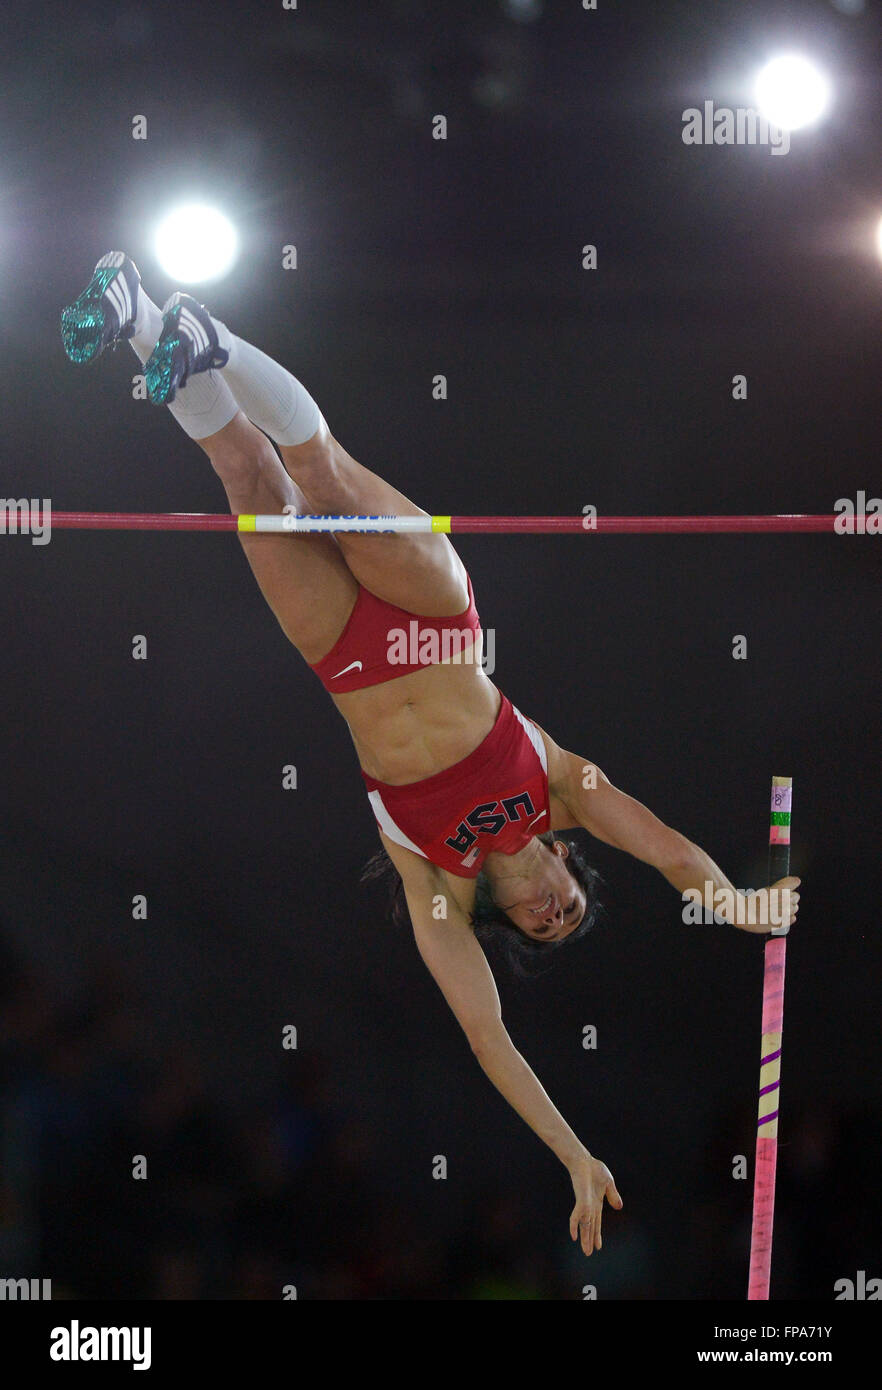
(61, 254, 800, 1257)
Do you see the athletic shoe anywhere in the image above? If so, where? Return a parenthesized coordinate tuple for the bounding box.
(60, 251, 141, 364)
(143, 292, 228, 405)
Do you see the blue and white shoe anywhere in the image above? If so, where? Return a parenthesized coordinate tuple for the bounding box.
(61, 251, 142, 364)
(143, 292, 228, 405)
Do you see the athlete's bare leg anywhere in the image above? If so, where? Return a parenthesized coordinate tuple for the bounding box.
(202, 410, 470, 666)
(196, 410, 358, 664)
(64, 257, 464, 664)
(278, 420, 470, 618)
(199, 410, 471, 666)
(147, 289, 469, 636)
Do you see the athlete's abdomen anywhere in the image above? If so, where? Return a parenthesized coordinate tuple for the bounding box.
(337, 661, 502, 784)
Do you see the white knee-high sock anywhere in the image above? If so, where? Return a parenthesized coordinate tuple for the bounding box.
(129, 290, 239, 441)
(211, 320, 322, 447)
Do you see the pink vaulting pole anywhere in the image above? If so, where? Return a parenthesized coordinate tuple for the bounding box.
(747, 777, 792, 1300)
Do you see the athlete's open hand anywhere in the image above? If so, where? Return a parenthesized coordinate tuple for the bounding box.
(568, 1154, 623, 1256)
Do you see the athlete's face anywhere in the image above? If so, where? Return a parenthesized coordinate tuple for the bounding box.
(496, 841, 587, 942)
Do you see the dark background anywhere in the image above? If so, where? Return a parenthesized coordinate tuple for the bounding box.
(1, 0, 880, 1299)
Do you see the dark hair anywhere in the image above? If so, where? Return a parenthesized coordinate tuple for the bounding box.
(362, 830, 603, 978)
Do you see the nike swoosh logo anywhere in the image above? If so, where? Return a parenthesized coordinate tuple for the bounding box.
(528, 810, 547, 827)
(332, 659, 363, 679)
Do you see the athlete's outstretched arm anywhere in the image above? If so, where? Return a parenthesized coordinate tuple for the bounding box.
(379, 834, 623, 1256)
(551, 751, 800, 931)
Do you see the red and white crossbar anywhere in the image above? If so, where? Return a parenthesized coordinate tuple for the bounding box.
(2, 512, 842, 534)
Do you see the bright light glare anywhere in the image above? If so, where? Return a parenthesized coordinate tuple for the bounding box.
(876, 217, 882, 263)
(154, 204, 238, 283)
(754, 55, 831, 131)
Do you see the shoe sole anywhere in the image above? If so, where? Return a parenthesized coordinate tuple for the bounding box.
(60, 259, 129, 364)
(144, 305, 186, 405)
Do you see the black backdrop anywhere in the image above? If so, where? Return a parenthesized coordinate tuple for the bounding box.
(1, 0, 880, 1299)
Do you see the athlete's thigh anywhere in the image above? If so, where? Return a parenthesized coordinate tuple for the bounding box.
(335, 531, 469, 618)
(203, 413, 359, 663)
(279, 433, 470, 617)
(237, 529, 358, 664)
